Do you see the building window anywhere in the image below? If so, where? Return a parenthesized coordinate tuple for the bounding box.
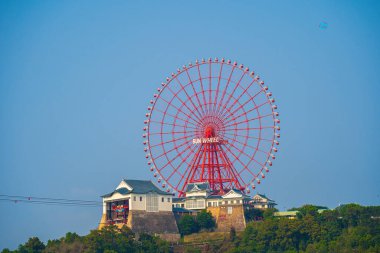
(208, 202, 211, 207)
(167, 198, 170, 202)
(162, 197, 164, 202)
(186, 199, 205, 209)
(133, 196, 136, 201)
(181, 204, 184, 208)
(228, 206, 233, 214)
(140, 196, 142, 201)
(146, 193, 158, 212)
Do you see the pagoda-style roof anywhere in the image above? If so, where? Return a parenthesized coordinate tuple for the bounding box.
(102, 179, 172, 198)
(186, 182, 210, 192)
(221, 189, 251, 199)
(254, 193, 275, 202)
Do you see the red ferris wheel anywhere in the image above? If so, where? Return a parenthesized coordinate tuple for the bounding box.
(143, 58, 280, 197)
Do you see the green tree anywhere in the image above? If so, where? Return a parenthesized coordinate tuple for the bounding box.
(263, 207, 278, 220)
(296, 205, 320, 218)
(18, 237, 45, 253)
(178, 215, 199, 235)
(244, 208, 263, 222)
(138, 233, 170, 253)
(64, 232, 81, 243)
(196, 210, 215, 230)
(83, 225, 137, 253)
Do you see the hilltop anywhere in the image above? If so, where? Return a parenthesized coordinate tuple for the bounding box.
(2, 204, 379, 253)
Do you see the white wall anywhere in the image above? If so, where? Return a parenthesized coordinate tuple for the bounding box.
(103, 192, 172, 212)
(130, 193, 146, 210)
(158, 195, 172, 211)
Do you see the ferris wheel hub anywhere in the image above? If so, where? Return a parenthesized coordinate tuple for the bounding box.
(204, 126, 215, 138)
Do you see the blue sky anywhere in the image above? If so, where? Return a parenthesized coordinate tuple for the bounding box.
(1, 0, 379, 250)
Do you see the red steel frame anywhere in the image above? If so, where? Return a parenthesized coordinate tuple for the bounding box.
(143, 58, 280, 197)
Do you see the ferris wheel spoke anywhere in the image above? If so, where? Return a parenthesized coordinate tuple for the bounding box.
(237, 154, 266, 176)
(166, 86, 204, 123)
(223, 126, 275, 132)
(225, 139, 251, 161)
(217, 71, 246, 117)
(222, 135, 269, 155)
(222, 89, 264, 121)
(158, 137, 193, 154)
(158, 96, 201, 126)
(215, 65, 236, 116)
(227, 140, 266, 168)
(218, 145, 247, 186)
(149, 120, 197, 131)
(237, 159, 259, 183)
(224, 113, 273, 129)
(149, 134, 195, 148)
(224, 100, 270, 125)
(165, 144, 197, 183)
(222, 144, 259, 183)
(155, 139, 195, 170)
(208, 61, 212, 113)
(223, 131, 273, 142)
(176, 144, 204, 193)
(154, 108, 198, 128)
(196, 63, 209, 114)
(173, 76, 204, 121)
(224, 78, 256, 115)
(212, 62, 224, 113)
(149, 129, 197, 136)
(184, 68, 206, 115)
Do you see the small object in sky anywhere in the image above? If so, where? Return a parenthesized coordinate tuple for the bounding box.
(319, 21, 328, 30)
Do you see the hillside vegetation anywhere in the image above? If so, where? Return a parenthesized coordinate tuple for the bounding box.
(2, 204, 379, 253)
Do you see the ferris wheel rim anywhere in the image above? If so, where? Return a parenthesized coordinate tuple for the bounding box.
(143, 58, 280, 194)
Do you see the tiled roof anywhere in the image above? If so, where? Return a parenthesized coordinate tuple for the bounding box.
(124, 179, 171, 195)
(173, 207, 196, 213)
(186, 182, 210, 192)
(207, 195, 223, 199)
(101, 187, 131, 198)
(256, 193, 274, 202)
(172, 197, 186, 202)
(231, 189, 244, 195)
(102, 179, 172, 198)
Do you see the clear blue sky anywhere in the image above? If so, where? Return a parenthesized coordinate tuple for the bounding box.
(1, 0, 379, 250)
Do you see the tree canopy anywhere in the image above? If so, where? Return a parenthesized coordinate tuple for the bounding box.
(2, 204, 379, 253)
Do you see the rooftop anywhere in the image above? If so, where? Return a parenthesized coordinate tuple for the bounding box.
(102, 179, 172, 198)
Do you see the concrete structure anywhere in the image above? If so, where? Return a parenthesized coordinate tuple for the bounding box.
(98, 179, 180, 241)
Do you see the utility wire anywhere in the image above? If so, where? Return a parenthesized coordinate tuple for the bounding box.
(0, 194, 101, 203)
(0, 194, 103, 207)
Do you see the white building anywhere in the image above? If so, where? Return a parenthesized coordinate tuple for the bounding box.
(173, 182, 252, 211)
(250, 193, 277, 209)
(99, 179, 179, 240)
